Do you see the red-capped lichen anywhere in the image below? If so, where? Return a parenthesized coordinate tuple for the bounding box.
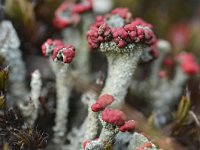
(91, 94, 114, 112)
(119, 120, 136, 132)
(159, 70, 167, 78)
(72, 0, 92, 14)
(102, 108, 126, 126)
(163, 57, 174, 67)
(87, 8, 157, 51)
(53, 2, 75, 29)
(52, 45, 76, 63)
(177, 53, 199, 75)
(41, 39, 64, 56)
(53, 0, 93, 29)
(111, 8, 130, 19)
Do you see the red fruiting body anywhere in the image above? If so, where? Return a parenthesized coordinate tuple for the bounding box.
(137, 142, 152, 150)
(53, 40, 64, 46)
(98, 23, 112, 41)
(87, 18, 112, 49)
(119, 120, 136, 132)
(52, 45, 75, 63)
(124, 23, 137, 42)
(72, 0, 92, 14)
(159, 70, 167, 78)
(41, 39, 53, 55)
(177, 53, 194, 62)
(111, 8, 129, 19)
(132, 18, 153, 29)
(94, 16, 105, 27)
(163, 57, 174, 67)
(52, 15, 71, 29)
(53, 2, 73, 29)
(41, 39, 64, 56)
(143, 29, 155, 45)
(112, 27, 128, 48)
(91, 94, 114, 112)
(53, 2, 81, 29)
(136, 28, 145, 42)
(87, 8, 157, 50)
(102, 108, 126, 126)
(53, 0, 92, 29)
(149, 47, 159, 58)
(87, 29, 100, 49)
(177, 53, 199, 75)
(83, 140, 90, 149)
(55, 1, 71, 15)
(181, 63, 199, 75)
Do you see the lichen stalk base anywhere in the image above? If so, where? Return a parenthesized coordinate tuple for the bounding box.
(53, 63, 71, 144)
(100, 43, 144, 108)
(84, 103, 99, 141)
(99, 123, 118, 144)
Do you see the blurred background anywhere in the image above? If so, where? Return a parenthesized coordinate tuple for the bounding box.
(2, 0, 200, 55)
(4, 0, 200, 111)
(1, 0, 200, 149)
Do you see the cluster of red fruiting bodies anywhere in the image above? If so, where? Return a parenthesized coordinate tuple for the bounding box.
(163, 53, 199, 75)
(41, 39, 75, 64)
(177, 53, 199, 75)
(91, 94, 135, 132)
(53, 0, 92, 29)
(87, 8, 157, 50)
(84, 94, 136, 149)
(160, 53, 199, 78)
